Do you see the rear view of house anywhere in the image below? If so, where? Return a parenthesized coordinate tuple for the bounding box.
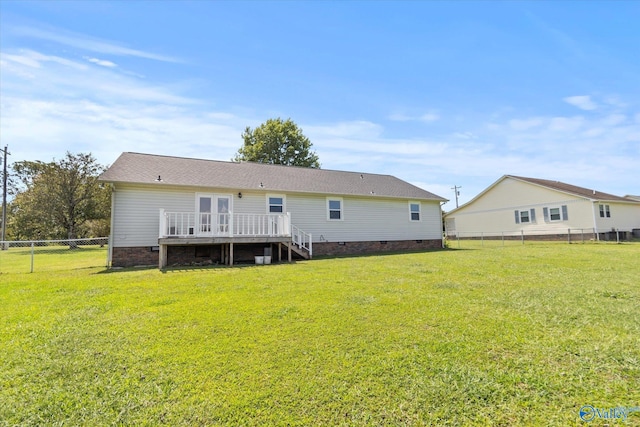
(99, 153, 446, 268)
(444, 175, 640, 241)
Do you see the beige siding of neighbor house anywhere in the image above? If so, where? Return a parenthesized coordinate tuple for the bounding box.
(446, 178, 596, 236)
(594, 202, 640, 232)
(111, 184, 442, 248)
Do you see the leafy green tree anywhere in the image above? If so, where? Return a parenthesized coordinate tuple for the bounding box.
(234, 118, 320, 168)
(10, 152, 111, 242)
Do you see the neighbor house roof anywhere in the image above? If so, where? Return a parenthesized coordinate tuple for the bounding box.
(508, 175, 632, 203)
(100, 152, 446, 201)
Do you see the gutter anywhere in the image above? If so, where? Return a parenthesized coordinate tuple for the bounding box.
(591, 200, 600, 241)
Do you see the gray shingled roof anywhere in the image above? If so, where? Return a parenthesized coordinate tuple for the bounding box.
(509, 175, 633, 202)
(100, 152, 446, 201)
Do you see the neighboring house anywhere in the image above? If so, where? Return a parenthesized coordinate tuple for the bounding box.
(99, 152, 447, 268)
(444, 175, 640, 241)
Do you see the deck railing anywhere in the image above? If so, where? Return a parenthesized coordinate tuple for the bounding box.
(291, 225, 313, 258)
(159, 210, 291, 238)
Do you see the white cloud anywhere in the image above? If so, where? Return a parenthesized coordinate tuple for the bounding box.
(549, 116, 584, 132)
(85, 57, 117, 68)
(388, 113, 412, 122)
(10, 24, 179, 63)
(508, 117, 544, 131)
(388, 111, 440, 123)
(563, 95, 598, 111)
(420, 112, 440, 123)
(601, 114, 626, 126)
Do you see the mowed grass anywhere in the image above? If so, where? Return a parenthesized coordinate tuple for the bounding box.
(1, 244, 638, 426)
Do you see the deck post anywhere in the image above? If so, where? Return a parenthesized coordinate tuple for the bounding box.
(229, 242, 234, 266)
(278, 243, 282, 262)
(159, 209, 165, 238)
(288, 241, 292, 262)
(159, 244, 167, 269)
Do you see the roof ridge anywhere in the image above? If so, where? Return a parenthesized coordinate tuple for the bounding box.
(123, 151, 399, 178)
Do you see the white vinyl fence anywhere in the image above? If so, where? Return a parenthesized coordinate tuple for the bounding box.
(0, 237, 109, 273)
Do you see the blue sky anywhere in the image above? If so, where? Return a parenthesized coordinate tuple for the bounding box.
(1, 1, 639, 208)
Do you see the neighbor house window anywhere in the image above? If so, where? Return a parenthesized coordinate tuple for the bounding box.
(327, 198, 343, 220)
(514, 209, 536, 224)
(409, 202, 421, 221)
(543, 205, 568, 222)
(267, 195, 285, 213)
(599, 204, 611, 218)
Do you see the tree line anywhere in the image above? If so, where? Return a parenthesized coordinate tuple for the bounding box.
(2, 152, 111, 242)
(1, 118, 319, 242)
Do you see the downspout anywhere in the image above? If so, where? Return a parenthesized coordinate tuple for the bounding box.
(107, 184, 116, 267)
(440, 201, 447, 248)
(591, 200, 599, 241)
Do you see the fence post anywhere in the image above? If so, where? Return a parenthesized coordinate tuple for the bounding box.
(502, 232, 504, 247)
(616, 228, 620, 244)
(481, 232, 484, 247)
(568, 228, 571, 244)
(521, 230, 524, 245)
(30, 242, 35, 273)
(457, 232, 460, 248)
(581, 228, 584, 244)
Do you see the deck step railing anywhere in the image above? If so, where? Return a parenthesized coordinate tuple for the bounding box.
(291, 224, 313, 258)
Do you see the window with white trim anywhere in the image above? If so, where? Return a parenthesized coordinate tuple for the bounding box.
(599, 204, 611, 218)
(267, 195, 285, 213)
(514, 208, 536, 224)
(327, 198, 343, 220)
(409, 202, 421, 221)
(543, 205, 568, 222)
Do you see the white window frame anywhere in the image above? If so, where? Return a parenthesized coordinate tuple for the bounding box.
(266, 194, 286, 214)
(549, 207, 562, 221)
(519, 210, 530, 223)
(409, 202, 421, 221)
(599, 204, 611, 218)
(327, 197, 343, 221)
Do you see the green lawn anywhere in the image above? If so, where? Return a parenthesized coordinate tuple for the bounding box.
(1, 244, 638, 426)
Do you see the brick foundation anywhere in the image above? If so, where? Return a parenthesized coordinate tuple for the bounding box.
(312, 239, 443, 257)
(112, 239, 443, 268)
(112, 246, 159, 267)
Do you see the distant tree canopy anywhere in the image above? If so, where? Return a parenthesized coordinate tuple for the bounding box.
(234, 118, 320, 168)
(9, 152, 110, 241)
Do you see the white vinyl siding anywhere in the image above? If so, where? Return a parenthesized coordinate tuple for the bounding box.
(289, 196, 441, 242)
(111, 184, 444, 247)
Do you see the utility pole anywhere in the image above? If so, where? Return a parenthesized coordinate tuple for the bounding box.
(451, 185, 461, 208)
(1, 145, 9, 249)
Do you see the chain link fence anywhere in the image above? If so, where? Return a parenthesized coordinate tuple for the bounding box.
(0, 237, 109, 274)
(445, 228, 634, 249)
